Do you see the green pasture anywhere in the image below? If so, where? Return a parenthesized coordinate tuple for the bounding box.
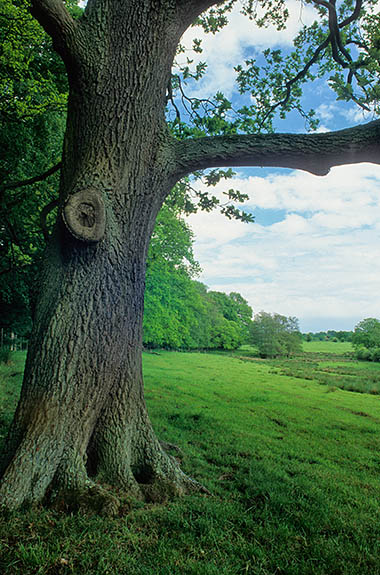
(0, 348, 380, 574)
(302, 340, 353, 354)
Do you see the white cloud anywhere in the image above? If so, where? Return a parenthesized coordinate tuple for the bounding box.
(187, 164, 380, 331)
(343, 106, 377, 126)
(179, 0, 316, 98)
(315, 103, 377, 130)
(316, 104, 336, 123)
(270, 213, 310, 235)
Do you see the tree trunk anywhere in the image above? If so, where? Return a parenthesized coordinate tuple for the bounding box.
(0, 226, 197, 512)
(2, 0, 380, 512)
(0, 0, 200, 512)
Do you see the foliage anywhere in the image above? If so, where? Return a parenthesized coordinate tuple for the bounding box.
(208, 291, 253, 339)
(250, 311, 302, 358)
(147, 191, 201, 278)
(0, 347, 10, 364)
(355, 345, 380, 363)
(144, 268, 253, 351)
(1, 349, 380, 573)
(0, 0, 70, 334)
(144, 264, 209, 350)
(353, 318, 380, 349)
(352, 318, 380, 362)
(170, 0, 380, 139)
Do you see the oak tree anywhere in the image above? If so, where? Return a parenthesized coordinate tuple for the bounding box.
(1, 0, 380, 512)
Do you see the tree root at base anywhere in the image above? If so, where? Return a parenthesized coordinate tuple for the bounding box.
(46, 470, 210, 517)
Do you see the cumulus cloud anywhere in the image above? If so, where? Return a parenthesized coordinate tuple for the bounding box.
(187, 164, 380, 331)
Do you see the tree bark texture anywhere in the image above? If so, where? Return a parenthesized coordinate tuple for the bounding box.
(1, 0, 379, 512)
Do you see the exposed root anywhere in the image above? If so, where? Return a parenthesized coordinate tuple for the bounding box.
(131, 447, 211, 503)
(48, 467, 209, 515)
(0, 405, 210, 514)
(49, 482, 122, 517)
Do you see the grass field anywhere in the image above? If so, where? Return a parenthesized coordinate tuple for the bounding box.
(1, 347, 380, 574)
(302, 341, 353, 354)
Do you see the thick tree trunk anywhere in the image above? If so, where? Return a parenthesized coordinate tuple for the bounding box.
(0, 0, 200, 512)
(0, 228, 196, 511)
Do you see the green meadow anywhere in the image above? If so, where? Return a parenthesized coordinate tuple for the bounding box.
(1, 346, 380, 574)
(302, 341, 353, 354)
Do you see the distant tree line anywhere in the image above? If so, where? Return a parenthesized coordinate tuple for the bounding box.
(302, 330, 353, 342)
(143, 198, 253, 351)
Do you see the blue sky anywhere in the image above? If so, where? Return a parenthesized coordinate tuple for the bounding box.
(177, 1, 380, 333)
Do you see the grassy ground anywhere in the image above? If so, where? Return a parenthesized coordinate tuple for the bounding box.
(302, 341, 353, 354)
(0, 348, 380, 574)
(236, 342, 380, 395)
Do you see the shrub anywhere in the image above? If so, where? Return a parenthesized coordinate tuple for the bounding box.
(250, 312, 302, 358)
(369, 347, 380, 362)
(355, 346, 371, 361)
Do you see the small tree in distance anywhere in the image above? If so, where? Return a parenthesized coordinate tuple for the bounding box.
(250, 312, 302, 358)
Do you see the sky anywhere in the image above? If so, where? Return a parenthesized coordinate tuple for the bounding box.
(178, 1, 380, 333)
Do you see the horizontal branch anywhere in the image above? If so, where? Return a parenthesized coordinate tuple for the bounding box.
(174, 121, 380, 177)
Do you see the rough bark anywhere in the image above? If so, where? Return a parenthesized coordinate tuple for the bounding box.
(175, 121, 380, 177)
(1, 0, 379, 513)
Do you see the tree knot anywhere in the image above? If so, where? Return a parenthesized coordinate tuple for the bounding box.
(62, 188, 105, 242)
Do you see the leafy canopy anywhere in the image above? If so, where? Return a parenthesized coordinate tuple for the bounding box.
(353, 318, 380, 349)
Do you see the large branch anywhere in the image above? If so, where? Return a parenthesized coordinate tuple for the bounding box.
(30, 0, 77, 59)
(174, 121, 380, 177)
